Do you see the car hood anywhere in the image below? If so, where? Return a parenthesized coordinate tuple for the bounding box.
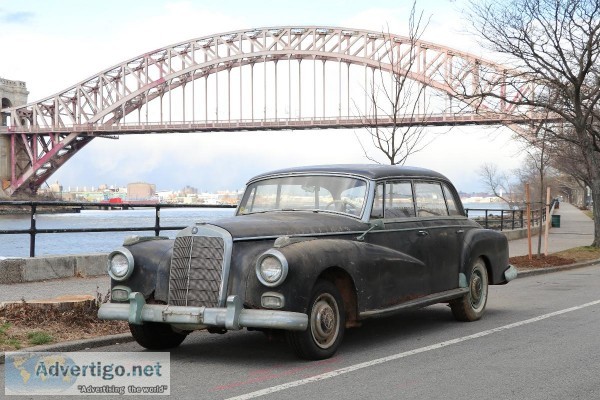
(203, 211, 368, 240)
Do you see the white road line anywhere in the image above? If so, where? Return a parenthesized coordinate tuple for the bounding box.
(226, 299, 600, 400)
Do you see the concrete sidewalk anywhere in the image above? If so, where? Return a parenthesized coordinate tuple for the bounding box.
(508, 202, 594, 257)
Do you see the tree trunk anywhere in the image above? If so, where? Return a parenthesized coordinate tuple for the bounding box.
(590, 176, 600, 248)
(587, 151, 600, 248)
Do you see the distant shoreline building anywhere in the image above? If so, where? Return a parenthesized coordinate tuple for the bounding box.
(127, 182, 156, 201)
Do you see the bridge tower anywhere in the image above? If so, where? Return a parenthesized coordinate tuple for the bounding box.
(1, 78, 29, 197)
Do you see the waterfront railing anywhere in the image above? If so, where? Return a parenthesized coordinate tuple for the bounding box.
(1, 200, 557, 258)
(0, 201, 236, 257)
(465, 200, 557, 231)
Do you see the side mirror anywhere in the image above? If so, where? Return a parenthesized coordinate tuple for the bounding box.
(356, 219, 384, 241)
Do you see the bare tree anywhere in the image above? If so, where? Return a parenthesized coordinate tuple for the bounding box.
(463, 0, 600, 247)
(477, 163, 519, 207)
(545, 124, 595, 186)
(356, 2, 435, 165)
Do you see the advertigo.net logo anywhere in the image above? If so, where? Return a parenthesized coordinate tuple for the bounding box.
(4, 352, 170, 396)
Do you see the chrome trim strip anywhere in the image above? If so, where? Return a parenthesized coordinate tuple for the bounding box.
(359, 288, 469, 319)
(232, 224, 473, 242)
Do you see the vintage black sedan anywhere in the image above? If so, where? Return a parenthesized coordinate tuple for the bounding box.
(99, 165, 517, 359)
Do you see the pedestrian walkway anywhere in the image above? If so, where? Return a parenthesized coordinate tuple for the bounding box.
(508, 202, 594, 257)
(0, 275, 108, 303)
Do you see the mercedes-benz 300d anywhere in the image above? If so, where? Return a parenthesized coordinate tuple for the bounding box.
(99, 165, 517, 360)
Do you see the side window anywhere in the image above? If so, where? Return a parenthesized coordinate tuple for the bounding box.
(414, 182, 449, 217)
(442, 184, 461, 216)
(371, 184, 384, 219)
(385, 182, 415, 218)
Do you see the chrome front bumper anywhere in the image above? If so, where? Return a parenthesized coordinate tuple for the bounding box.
(98, 292, 308, 331)
(503, 264, 518, 282)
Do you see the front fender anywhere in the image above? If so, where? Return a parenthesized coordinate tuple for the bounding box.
(460, 229, 509, 284)
(245, 238, 425, 313)
(111, 238, 174, 302)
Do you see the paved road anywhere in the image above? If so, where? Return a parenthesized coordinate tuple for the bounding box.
(3, 264, 599, 399)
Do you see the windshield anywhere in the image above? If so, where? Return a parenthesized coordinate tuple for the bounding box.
(238, 175, 368, 217)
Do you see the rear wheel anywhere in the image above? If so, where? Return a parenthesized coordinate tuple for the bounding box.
(287, 280, 345, 360)
(129, 322, 188, 350)
(451, 258, 489, 322)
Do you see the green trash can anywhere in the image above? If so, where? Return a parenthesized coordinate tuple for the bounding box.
(551, 214, 561, 228)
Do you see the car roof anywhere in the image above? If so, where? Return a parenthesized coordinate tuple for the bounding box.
(247, 164, 451, 183)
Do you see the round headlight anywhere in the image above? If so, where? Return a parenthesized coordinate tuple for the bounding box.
(256, 250, 288, 287)
(107, 248, 134, 281)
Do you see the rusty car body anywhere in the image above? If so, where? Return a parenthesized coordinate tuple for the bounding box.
(98, 164, 517, 359)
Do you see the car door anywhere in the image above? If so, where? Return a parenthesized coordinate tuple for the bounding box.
(365, 180, 433, 304)
(413, 181, 462, 293)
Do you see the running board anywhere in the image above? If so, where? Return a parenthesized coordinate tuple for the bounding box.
(359, 288, 470, 319)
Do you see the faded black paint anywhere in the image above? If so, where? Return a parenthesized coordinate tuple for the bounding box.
(109, 165, 512, 324)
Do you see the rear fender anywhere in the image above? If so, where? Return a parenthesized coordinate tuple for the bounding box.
(460, 229, 509, 284)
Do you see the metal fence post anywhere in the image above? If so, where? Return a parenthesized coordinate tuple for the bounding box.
(154, 205, 161, 236)
(29, 204, 37, 257)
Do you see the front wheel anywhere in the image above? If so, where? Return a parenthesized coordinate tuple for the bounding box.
(451, 258, 489, 322)
(286, 280, 345, 360)
(129, 322, 188, 350)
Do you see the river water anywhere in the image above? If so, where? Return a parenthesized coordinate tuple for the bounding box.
(0, 208, 235, 258)
(0, 203, 510, 258)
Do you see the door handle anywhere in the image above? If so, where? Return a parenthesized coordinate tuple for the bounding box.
(456, 229, 465, 234)
(417, 230, 429, 237)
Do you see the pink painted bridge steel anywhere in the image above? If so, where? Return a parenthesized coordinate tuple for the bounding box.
(0, 26, 557, 195)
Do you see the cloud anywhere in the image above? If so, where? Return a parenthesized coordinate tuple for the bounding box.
(1, 11, 34, 24)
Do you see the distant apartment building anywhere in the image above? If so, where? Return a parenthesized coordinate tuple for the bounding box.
(127, 182, 156, 200)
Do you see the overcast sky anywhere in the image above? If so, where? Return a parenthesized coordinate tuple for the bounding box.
(0, 0, 525, 193)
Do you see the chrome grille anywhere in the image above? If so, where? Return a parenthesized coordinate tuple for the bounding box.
(168, 235, 225, 307)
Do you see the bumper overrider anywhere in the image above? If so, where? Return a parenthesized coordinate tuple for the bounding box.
(98, 292, 308, 331)
(503, 264, 518, 282)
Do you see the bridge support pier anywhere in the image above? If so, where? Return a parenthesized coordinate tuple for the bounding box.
(1, 78, 29, 197)
(0, 135, 10, 198)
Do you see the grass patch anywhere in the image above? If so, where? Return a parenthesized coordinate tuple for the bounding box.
(5, 338, 22, 349)
(27, 331, 54, 346)
(0, 322, 10, 335)
(0, 322, 23, 349)
(554, 246, 600, 262)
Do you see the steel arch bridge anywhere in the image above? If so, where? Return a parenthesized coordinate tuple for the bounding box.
(0, 26, 555, 196)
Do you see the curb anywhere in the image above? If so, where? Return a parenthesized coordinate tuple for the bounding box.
(517, 258, 600, 278)
(0, 333, 134, 365)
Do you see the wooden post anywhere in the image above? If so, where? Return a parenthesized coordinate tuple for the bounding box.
(526, 183, 532, 260)
(544, 187, 551, 256)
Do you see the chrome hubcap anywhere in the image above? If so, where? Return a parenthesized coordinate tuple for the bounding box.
(470, 273, 482, 305)
(311, 293, 339, 349)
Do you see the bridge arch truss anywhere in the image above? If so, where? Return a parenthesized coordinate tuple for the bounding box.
(1, 26, 548, 195)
